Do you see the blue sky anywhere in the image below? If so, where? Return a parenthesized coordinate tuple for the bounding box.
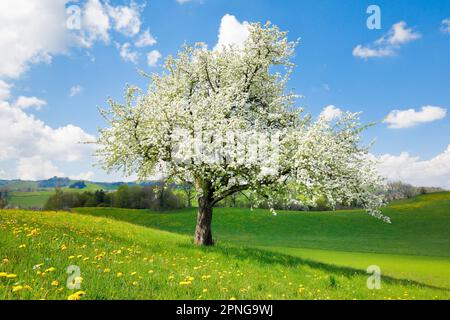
(0, 0, 449, 187)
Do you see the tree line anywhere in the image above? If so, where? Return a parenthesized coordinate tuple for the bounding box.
(44, 185, 186, 211)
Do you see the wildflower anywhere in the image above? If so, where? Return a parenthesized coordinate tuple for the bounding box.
(45, 267, 56, 273)
(148, 270, 154, 274)
(2, 258, 9, 264)
(12, 285, 23, 292)
(132, 281, 138, 286)
(130, 272, 137, 276)
(68, 256, 75, 260)
(33, 263, 44, 270)
(116, 272, 123, 278)
(60, 245, 67, 251)
(67, 291, 86, 300)
(103, 268, 111, 273)
(230, 297, 236, 300)
(0, 272, 8, 277)
(202, 288, 208, 293)
(51, 280, 59, 286)
(18, 244, 26, 249)
(179, 281, 192, 285)
(6, 274, 17, 279)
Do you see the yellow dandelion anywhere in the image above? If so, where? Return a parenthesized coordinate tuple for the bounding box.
(6, 274, 17, 279)
(51, 280, 59, 286)
(18, 244, 26, 249)
(117, 272, 123, 277)
(45, 267, 56, 273)
(202, 288, 208, 293)
(12, 285, 23, 292)
(230, 297, 236, 300)
(67, 291, 86, 300)
(68, 256, 75, 260)
(103, 268, 111, 273)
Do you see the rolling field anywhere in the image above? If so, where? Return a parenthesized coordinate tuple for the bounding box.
(0, 192, 449, 300)
(73, 192, 450, 290)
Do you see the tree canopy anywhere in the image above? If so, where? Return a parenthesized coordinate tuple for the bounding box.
(97, 22, 388, 244)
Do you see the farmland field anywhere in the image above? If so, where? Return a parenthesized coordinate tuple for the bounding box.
(0, 192, 449, 300)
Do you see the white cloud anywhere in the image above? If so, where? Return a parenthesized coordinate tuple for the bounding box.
(352, 45, 394, 59)
(13, 96, 47, 110)
(135, 29, 157, 47)
(0, 99, 95, 165)
(117, 43, 139, 64)
(70, 171, 95, 181)
(147, 50, 162, 67)
(106, 1, 142, 37)
(353, 21, 421, 59)
(81, 0, 111, 46)
(176, 0, 192, 4)
(384, 105, 447, 129)
(319, 105, 343, 122)
(0, 81, 12, 100)
(16, 156, 63, 180)
(214, 14, 250, 51)
(69, 85, 84, 97)
(377, 145, 450, 188)
(441, 19, 450, 34)
(0, 0, 69, 78)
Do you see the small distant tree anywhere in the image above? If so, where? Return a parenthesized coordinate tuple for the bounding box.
(97, 22, 387, 246)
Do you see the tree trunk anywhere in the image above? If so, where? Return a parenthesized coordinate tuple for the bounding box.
(194, 186, 214, 246)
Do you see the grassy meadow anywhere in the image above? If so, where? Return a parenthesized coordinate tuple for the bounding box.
(0, 192, 449, 300)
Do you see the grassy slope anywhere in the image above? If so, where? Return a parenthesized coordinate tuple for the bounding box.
(73, 192, 450, 289)
(8, 191, 54, 208)
(0, 209, 448, 300)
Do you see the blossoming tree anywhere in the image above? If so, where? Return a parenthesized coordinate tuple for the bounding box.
(97, 22, 387, 246)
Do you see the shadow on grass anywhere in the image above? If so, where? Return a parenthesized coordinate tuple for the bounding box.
(178, 242, 450, 292)
(74, 207, 449, 292)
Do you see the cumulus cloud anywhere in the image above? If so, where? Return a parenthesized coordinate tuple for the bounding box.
(13, 96, 47, 110)
(377, 145, 450, 188)
(0, 95, 96, 180)
(319, 105, 343, 122)
(353, 21, 421, 59)
(384, 105, 447, 129)
(80, 0, 111, 46)
(147, 50, 162, 67)
(117, 42, 139, 64)
(135, 29, 157, 47)
(0, 80, 12, 100)
(69, 85, 84, 97)
(0, 0, 69, 79)
(441, 18, 450, 34)
(214, 14, 250, 51)
(16, 156, 64, 180)
(106, 1, 142, 37)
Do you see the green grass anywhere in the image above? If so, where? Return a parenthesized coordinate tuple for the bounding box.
(0, 209, 448, 300)
(72, 192, 450, 291)
(6, 183, 107, 209)
(8, 191, 55, 208)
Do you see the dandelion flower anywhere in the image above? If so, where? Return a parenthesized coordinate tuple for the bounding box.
(67, 291, 86, 300)
(51, 280, 59, 286)
(12, 285, 23, 292)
